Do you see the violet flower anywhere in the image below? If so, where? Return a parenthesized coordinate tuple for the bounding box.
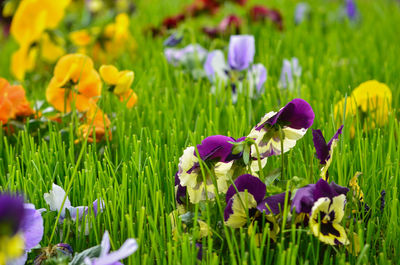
(204, 35, 267, 102)
(83, 231, 138, 265)
(224, 174, 288, 241)
(248, 98, 314, 159)
(294, 3, 310, 25)
(163, 33, 183, 47)
(279, 57, 302, 91)
(345, 0, 358, 20)
(0, 193, 44, 265)
(291, 179, 349, 245)
(312, 125, 344, 179)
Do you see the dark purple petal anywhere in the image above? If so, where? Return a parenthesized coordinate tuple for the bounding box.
(175, 172, 187, 204)
(55, 243, 74, 256)
(312, 129, 329, 165)
(224, 197, 234, 221)
(329, 182, 349, 197)
(291, 184, 316, 214)
(225, 174, 266, 203)
(313, 178, 338, 200)
(196, 135, 244, 162)
(263, 98, 314, 130)
(327, 125, 344, 149)
(0, 193, 25, 235)
(313, 125, 343, 165)
(228, 35, 255, 71)
(195, 243, 203, 260)
(257, 192, 290, 215)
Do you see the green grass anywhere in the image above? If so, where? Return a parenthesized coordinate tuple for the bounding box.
(0, 0, 399, 264)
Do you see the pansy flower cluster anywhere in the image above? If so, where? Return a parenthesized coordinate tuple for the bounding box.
(172, 97, 380, 256)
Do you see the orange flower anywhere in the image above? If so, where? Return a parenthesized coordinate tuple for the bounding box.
(120, 89, 138, 108)
(76, 103, 111, 143)
(0, 78, 34, 124)
(46, 54, 102, 112)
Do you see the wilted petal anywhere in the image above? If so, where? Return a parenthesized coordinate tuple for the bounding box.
(228, 35, 255, 71)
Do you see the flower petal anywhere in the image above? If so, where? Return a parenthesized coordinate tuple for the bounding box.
(228, 35, 255, 71)
(226, 174, 265, 203)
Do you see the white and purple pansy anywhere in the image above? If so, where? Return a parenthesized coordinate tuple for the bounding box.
(224, 174, 288, 241)
(83, 231, 138, 265)
(177, 135, 246, 204)
(0, 193, 44, 265)
(291, 178, 350, 245)
(279, 57, 302, 91)
(312, 125, 344, 180)
(164, 44, 207, 67)
(248, 98, 315, 159)
(44, 184, 104, 226)
(204, 35, 267, 101)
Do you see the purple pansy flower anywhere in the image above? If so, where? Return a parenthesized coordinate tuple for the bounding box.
(312, 125, 344, 179)
(291, 178, 349, 245)
(224, 174, 287, 241)
(177, 135, 246, 203)
(294, 3, 310, 25)
(0, 193, 44, 265)
(248, 98, 314, 159)
(204, 35, 267, 102)
(345, 0, 358, 20)
(279, 57, 302, 91)
(83, 231, 138, 265)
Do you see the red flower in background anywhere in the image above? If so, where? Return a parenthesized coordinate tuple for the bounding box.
(249, 5, 283, 31)
(203, 15, 242, 38)
(163, 14, 186, 29)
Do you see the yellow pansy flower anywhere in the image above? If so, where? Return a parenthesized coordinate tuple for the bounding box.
(334, 80, 392, 138)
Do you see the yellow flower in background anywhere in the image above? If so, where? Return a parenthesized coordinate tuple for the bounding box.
(334, 80, 392, 138)
(69, 29, 93, 53)
(10, 0, 70, 79)
(93, 13, 137, 64)
(41, 33, 66, 63)
(46, 54, 102, 113)
(99, 65, 138, 108)
(11, 45, 38, 81)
